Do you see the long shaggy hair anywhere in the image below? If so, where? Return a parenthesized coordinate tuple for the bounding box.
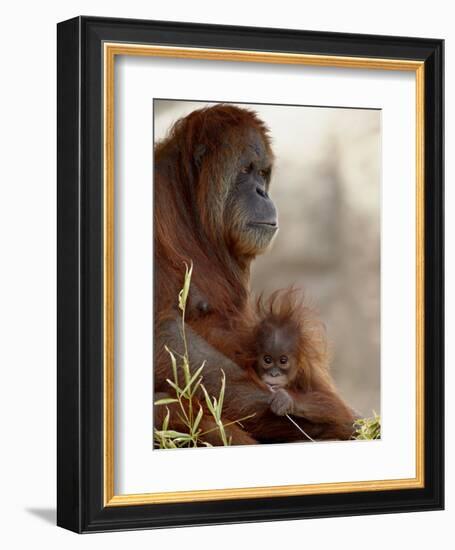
(154, 104, 355, 443)
(253, 287, 331, 391)
(220, 288, 336, 394)
(154, 104, 273, 322)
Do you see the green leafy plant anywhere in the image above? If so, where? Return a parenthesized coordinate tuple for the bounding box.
(154, 262, 254, 448)
(353, 411, 381, 440)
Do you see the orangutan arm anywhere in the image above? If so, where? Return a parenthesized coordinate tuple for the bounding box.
(155, 318, 272, 418)
(155, 318, 355, 442)
(270, 388, 355, 425)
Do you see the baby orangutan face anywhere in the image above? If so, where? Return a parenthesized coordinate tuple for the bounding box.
(256, 323, 299, 390)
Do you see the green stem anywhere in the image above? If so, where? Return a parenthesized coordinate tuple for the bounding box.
(199, 414, 256, 438)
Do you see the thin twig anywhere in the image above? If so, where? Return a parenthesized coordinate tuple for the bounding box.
(268, 386, 316, 442)
(285, 414, 316, 442)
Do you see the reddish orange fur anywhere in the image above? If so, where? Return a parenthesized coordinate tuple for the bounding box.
(154, 104, 273, 323)
(154, 104, 355, 444)
(254, 289, 331, 392)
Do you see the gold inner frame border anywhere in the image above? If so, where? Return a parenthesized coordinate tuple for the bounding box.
(103, 43, 425, 506)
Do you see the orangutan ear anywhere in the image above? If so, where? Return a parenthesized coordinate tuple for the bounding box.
(193, 143, 207, 169)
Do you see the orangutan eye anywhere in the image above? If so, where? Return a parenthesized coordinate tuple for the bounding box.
(240, 163, 252, 174)
(279, 355, 288, 364)
(258, 169, 267, 178)
(263, 355, 273, 364)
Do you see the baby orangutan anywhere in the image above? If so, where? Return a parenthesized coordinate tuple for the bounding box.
(247, 289, 319, 417)
(245, 289, 355, 431)
(187, 285, 356, 440)
(253, 317, 305, 416)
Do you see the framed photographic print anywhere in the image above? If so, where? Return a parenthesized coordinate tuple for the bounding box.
(57, 16, 444, 533)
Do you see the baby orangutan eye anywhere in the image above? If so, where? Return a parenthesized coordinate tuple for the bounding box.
(263, 355, 273, 364)
(279, 355, 288, 364)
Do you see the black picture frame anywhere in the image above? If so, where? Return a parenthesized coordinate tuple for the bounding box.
(57, 16, 444, 533)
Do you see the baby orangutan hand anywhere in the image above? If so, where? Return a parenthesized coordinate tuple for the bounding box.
(270, 388, 294, 416)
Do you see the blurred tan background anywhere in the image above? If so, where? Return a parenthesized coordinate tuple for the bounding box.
(155, 100, 381, 417)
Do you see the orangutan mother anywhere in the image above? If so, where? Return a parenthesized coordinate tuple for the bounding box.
(154, 104, 354, 445)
